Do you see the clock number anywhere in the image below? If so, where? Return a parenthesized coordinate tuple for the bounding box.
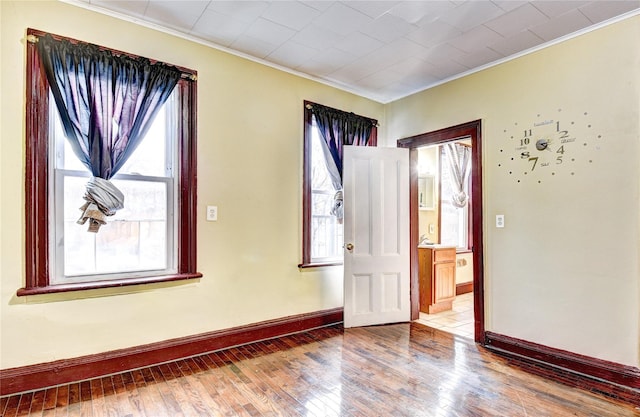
(529, 157, 539, 171)
(520, 151, 530, 159)
(520, 138, 530, 146)
(524, 129, 532, 137)
(556, 156, 563, 164)
(556, 145, 565, 154)
(556, 122, 569, 138)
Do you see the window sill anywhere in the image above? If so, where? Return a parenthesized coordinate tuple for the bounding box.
(16, 272, 203, 296)
(298, 261, 343, 269)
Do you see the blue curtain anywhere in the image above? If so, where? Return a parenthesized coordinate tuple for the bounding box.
(37, 34, 181, 232)
(309, 103, 377, 221)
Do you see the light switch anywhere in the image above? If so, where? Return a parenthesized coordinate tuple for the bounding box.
(496, 214, 504, 228)
(206, 205, 218, 221)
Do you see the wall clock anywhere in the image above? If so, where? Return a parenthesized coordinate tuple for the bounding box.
(499, 109, 602, 183)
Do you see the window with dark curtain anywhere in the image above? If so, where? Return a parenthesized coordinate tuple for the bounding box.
(300, 101, 378, 267)
(19, 28, 201, 295)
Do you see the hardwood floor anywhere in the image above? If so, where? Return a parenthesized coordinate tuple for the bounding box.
(1, 322, 637, 416)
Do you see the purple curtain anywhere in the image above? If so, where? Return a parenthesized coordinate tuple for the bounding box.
(37, 34, 181, 232)
(309, 103, 377, 221)
(310, 103, 376, 189)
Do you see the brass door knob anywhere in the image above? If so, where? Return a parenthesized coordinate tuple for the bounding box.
(345, 243, 354, 251)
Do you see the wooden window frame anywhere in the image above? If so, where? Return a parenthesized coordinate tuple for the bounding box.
(18, 29, 201, 296)
(299, 101, 377, 268)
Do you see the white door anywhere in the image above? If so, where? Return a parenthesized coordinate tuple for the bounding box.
(343, 145, 410, 328)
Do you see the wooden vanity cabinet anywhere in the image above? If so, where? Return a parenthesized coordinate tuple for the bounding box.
(419, 246, 457, 314)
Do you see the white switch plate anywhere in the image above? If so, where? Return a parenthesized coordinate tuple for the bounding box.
(496, 214, 504, 228)
(206, 205, 218, 221)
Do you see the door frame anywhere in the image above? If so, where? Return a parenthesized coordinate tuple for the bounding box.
(397, 120, 485, 343)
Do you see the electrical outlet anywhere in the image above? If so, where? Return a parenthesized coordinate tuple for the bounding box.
(496, 214, 504, 228)
(206, 205, 218, 221)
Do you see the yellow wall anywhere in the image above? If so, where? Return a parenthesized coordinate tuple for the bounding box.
(386, 16, 640, 367)
(0, 1, 383, 369)
(455, 253, 473, 285)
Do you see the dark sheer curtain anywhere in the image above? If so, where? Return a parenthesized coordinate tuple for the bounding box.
(37, 34, 182, 232)
(308, 103, 377, 221)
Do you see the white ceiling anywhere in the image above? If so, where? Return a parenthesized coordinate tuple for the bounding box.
(68, 0, 639, 103)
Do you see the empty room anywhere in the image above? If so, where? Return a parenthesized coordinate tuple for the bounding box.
(1, 1, 639, 415)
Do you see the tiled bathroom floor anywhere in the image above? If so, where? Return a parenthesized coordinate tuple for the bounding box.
(416, 292, 474, 338)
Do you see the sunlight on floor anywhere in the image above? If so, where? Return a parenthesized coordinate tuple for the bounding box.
(416, 292, 474, 338)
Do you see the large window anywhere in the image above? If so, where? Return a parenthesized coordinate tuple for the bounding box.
(50, 91, 177, 283)
(19, 29, 200, 295)
(301, 101, 377, 267)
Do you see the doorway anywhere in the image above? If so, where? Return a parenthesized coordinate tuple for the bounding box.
(397, 120, 485, 343)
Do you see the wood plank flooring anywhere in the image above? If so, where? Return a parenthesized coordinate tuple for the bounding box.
(1, 322, 638, 416)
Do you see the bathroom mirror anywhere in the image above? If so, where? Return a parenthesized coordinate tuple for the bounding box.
(418, 175, 435, 210)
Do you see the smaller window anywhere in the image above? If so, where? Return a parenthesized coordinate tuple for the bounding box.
(439, 143, 472, 251)
(300, 101, 377, 267)
(309, 119, 344, 262)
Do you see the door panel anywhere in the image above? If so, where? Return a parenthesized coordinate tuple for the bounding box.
(382, 273, 403, 312)
(343, 146, 410, 328)
(352, 274, 373, 315)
